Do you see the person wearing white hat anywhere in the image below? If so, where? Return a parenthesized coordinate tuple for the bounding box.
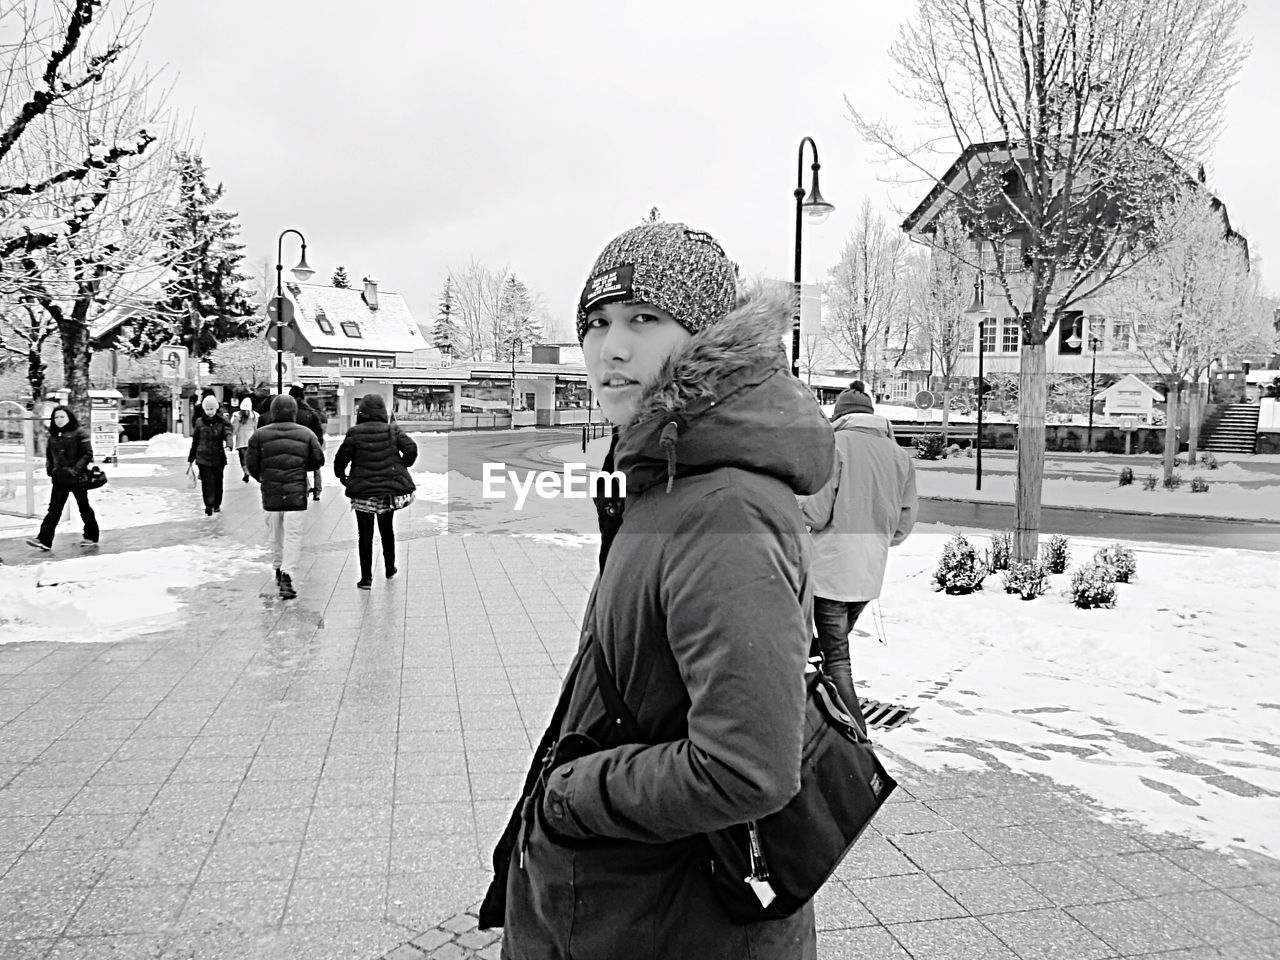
(188, 395, 233, 516)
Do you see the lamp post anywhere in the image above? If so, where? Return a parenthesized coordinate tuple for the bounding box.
(964, 275, 991, 490)
(274, 229, 314, 396)
(1064, 317, 1101, 452)
(791, 136, 835, 378)
(510, 332, 519, 420)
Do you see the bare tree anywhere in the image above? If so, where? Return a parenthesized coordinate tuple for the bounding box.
(1102, 191, 1275, 476)
(206, 334, 275, 394)
(448, 258, 507, 361)
(851, 0, 1249, 559)
(906, 208, 970, 436)
(0, 0, 173, 418)
(826, 200, 910, 388)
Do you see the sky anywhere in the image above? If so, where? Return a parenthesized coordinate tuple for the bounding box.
(137, 1, 1280, 342)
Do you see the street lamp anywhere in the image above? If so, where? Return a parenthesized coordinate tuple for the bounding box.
(1065, 317, 1101, 452)
(792, 136, 835, 378)
(275, 229, 314, 396)
(964, 274, 992, 490)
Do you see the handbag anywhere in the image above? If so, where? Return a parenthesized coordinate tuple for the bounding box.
(591, 639, 896, 924)
(67, 464, 108, 491)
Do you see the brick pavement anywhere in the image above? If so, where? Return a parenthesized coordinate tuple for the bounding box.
(0, 450, 1278, 959)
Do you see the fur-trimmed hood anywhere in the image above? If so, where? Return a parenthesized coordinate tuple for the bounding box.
(612, 286, 834, 497)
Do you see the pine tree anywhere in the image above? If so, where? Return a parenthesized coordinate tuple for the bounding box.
(332, 265, 350, 288)
(498, 275, 541, 359)
(433, 277, 458, 353)
(643, 206, 662, 224)
(110, 152, 257, 357)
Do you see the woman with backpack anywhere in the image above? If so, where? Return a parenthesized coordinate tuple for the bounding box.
(27, 404, 99, 551)
(332, 394, 417, 589)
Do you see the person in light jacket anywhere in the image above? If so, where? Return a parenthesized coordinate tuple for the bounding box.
(480, 222, 834, 959)
(799, 393, 918, 728)
(230, 397, 258, 482)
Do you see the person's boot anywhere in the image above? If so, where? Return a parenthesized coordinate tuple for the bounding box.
(385, 556, 397, 579)
(26, 537, 50, 552)
(278, 572, 296, 600)
(356, 575, 372, 590)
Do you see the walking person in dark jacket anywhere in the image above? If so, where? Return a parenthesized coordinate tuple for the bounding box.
(188, 395, 233, 516)
(246, 395, 325, 600)
(333, 394, 417, 589)
(288, 383, 327, 501)
(481, 222, 834, 959)
(27, 405, 100, 551)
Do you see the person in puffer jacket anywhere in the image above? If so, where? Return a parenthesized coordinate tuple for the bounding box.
(245, 395, 325, 600)
(188, 395, 233, 516)
(27, 405, 99, 551)
(481, 222, 834, 960)
(333, 393, 417, 590)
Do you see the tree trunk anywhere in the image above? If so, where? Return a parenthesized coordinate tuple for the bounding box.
(26, 346, 46, 408)
(1014, 341, 1047, 562)
(1187, 382, 1202, 466)
(1161, 381, 1180, 482)
(939, 374, 952, 444)
(59, 314, 93, 423)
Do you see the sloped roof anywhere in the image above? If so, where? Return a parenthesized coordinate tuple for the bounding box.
(1095, 374, 1163, 402)
(287, 281, 423, 354)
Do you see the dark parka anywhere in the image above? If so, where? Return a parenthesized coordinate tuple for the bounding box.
(45, 408, 93, 484)
(332, 396, 418, 499)
(245, 395, 325, 511)
(483, 291, 835, 960)
(187, 412, 231, 467)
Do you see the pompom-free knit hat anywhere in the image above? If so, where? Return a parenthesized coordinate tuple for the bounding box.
(576, 222, 737, 342)
(201, 396, 219, 416)
(239, 397, 253, 412)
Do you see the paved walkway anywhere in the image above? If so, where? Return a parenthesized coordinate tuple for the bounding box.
(1, 452, 1278, 959)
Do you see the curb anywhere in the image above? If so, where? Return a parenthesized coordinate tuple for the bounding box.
(918, 493, 1280, 527)
(376, 905, 498, 960)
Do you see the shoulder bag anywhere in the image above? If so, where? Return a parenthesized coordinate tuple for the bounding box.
(591, 639, 896, 924)
(67, 464, 108, 491)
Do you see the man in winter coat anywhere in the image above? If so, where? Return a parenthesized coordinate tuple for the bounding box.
(245, 395, 325, 600)
(799, 393, 918, 728)
(480, 222, 834, 959)
(288, 383, 327, 501)
(27, 404, 99, 551)
(188, 395, 233, 516)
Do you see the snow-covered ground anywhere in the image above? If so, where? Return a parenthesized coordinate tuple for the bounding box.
(0, 542, 262, 644)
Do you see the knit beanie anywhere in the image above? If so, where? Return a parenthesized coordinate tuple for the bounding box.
(201, 396, 219, 416)
(833, 389, 875, 419)
(575, 222, 737, 342)
(239, 397, 253, 412)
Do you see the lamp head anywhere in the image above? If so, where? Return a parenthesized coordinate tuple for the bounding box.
(802, 167, 834, 225)
(1066, 331, 1082, 350)
(290, 244, 315, 282)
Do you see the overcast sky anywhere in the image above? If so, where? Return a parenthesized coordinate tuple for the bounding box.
(140, 1, 1279, 341)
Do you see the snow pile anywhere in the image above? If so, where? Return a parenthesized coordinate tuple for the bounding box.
(102, 462, 167, 479)
(0, 543, 260, 645)
(141, 433, 192, 458)
(865, 529, 1280, 857)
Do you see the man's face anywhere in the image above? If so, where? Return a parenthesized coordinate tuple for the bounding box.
(583, 301, 692, 425)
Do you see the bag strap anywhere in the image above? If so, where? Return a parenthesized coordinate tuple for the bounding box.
(591, 637, 643, 742)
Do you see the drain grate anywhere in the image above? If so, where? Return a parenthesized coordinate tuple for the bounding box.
(858, 699, 917, 731)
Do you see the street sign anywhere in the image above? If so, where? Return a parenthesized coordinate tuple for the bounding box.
(266, 297, 295, 327)
(276, 354, 298, 385)
(914, 390, 935, 410)
(159, 345, 187, 381)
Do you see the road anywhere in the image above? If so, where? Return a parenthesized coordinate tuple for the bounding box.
(424, 428, 1280, 554)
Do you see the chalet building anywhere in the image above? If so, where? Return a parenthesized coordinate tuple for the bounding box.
(900, 139, 1248, 386)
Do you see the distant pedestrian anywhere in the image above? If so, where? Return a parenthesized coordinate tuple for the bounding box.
(230, 397, 258, 482)
(333, 394, 417, 590)
(288, 383, 327, 501)
(799, 398, 917, 729)
(27, 405, 99, 551)
(188, 395, 233, 516)
(246, 395, 325, 600)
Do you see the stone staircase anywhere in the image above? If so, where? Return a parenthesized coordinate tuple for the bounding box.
(1200, 403, 1260, 453)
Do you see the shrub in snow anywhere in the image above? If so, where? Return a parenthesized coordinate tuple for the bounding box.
(932, 533, 987, 595)
(986, 531, 1013, 572)
(1141, 473, 1158, 491)
(1069, 563, 1117, 609)
(1002, 560, 1047, 600)
(1118, 467, 1134, 486)
(1163, 472, 1184, 490)
(1190, 477, 1209, 493)
(914, 433, 946, 460)
(1042, 534, 1070, 574)
(1094, 543, 1136, 583)
(1200, 452, 1219, 470)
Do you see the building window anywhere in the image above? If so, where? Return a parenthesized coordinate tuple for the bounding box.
(340, 322, 362, 338)
(980, 317, 997, 353)
(1058, 311, 1084, 355)
(1088, 316, 1105, 351)
(892, 380, 910, 400)
(1111, 321, 1131, 352)
(555, 381, 591, 410)
(1001, 317, 1020, 353)
(1001, 168, 1023, 197)
(315, 311, 334, 335)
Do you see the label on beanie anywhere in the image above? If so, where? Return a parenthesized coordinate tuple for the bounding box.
(580, 264, 635, 312)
